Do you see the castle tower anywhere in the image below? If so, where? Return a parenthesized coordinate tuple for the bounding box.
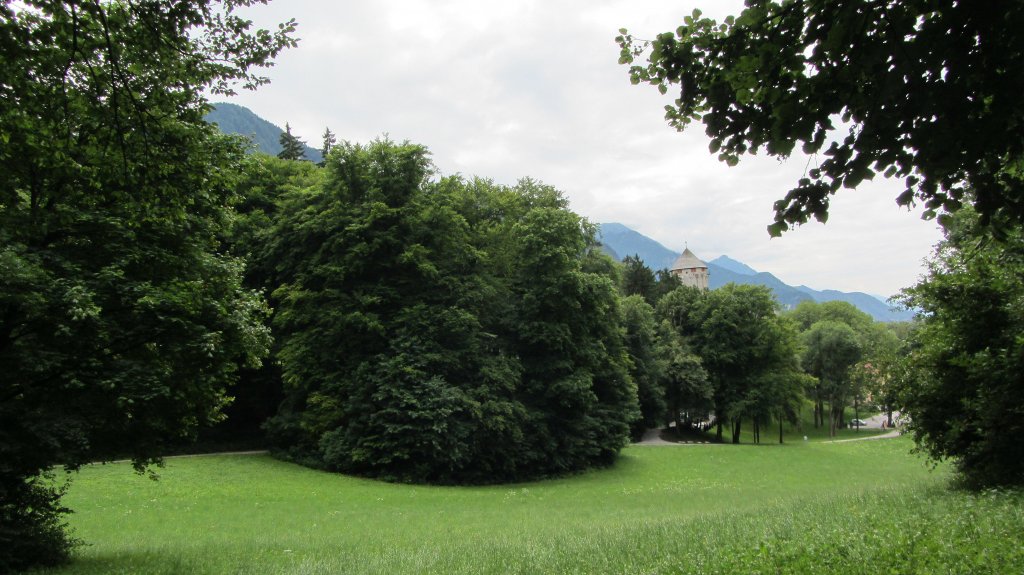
(669, 247, 709, 290)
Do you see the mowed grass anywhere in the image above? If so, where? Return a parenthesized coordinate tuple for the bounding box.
(35, 438, 1024, 574)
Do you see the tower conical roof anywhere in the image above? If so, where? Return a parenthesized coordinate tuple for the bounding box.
(670, 247, 707, 271)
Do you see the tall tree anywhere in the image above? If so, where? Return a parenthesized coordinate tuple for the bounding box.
(659, 284, 800, 443)
(320, 126, 337, 163)
(617, 1, 1024, 235)
(206, 155, 323, 448)
(0, 1, 293, 569)
(652, 268, 683, 302)
(277, 122, 307, 161)
(620, 255, 657, 304)
(620, 295, 666, 439)
(787, 300, 890, 429)
(898, 209, 1024, 487)
(265, 142, 638, 484)
(800, 321, 862, 437)
(658, 322, 712, 433)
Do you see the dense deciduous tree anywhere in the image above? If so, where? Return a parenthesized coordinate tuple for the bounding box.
(657, 322, 711, 432)
(617, 1, 1024, 236)
(659, 284, 801, 443)
(800, 321, 862, 437)
(620, 295, 666, 439)
(0, 1, 294, 569)
(201, 156, 323, 448)
(898, 210, 1024, 487)
(789, 300, 873, 335)
(787, 300, 895, 430)
(264, 141, 638, 483)
(652, 268, 683, 302)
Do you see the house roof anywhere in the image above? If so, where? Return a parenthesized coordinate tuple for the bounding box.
(670, 247, 707, 271)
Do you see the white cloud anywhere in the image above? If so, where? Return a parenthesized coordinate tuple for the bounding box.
(224, 0, 943, 298)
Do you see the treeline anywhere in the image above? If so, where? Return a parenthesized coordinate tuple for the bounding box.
(615, 256, 904, 445)
(215, 148, 909, 478)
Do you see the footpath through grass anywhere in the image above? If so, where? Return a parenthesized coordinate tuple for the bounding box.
(35, 437, 1024, 574)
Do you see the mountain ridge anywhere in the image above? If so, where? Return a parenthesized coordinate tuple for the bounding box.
(597, 223, 914, 322)
(205, 102, 323, 163)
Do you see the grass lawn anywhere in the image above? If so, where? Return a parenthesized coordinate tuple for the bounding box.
(35, 437, 1024, 574)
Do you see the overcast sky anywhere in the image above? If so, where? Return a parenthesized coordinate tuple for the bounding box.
(222, 0, 943, 299)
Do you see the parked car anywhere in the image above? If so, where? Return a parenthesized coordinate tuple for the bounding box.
(848, 419, 868, 428)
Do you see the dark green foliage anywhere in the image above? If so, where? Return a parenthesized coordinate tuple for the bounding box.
(277, 122, 307, 161)
(658, 284, 803, 443)
(201, 156, 324, 448)
(800, 321, 862, 436)
(899, 210, 1024, 487)
(620, 296, 666, 439)
(787, 301, 893, 431)
(658, 323, 711, 432)
(321, 127, 337, 164)
(618, 1, 1024, 236)
(264, 141, 638, 483)
(620, 255, 657, 304)
(0, 475, 75, 573)
(652, 268, 683, 303)
(789, 300, 874, 334)
(0, 1, 293, 569)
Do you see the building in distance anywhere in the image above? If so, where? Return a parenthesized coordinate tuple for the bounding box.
(670, 247, 709, 290)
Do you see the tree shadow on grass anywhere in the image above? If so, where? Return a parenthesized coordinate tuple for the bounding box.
(44, 550, 200, 575)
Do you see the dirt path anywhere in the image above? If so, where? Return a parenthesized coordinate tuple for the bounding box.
(827, 429, 902, 443)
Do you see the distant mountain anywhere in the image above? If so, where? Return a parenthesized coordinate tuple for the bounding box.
(794, 286, 911, 321)
(707, 265, 816, 309)
(597, 223, 678, 270)
(205, 102, 322, 163)
(597, 223, 915, 322)
(708, 255, 757, 276)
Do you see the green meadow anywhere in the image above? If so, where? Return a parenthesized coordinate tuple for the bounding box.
(36, 437, 1023, 574)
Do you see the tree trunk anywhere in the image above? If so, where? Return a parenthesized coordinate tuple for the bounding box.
(732, 418, 741, 444)
(854, 395, 860, 433)
(779, 416, 784, 444)
(715, 419, 723, 442)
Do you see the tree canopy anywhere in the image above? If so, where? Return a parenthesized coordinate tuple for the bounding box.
(0, 1, 294, 569)
(262, 140, 639, 484)
(617, 1, 1024, 236)
(898, 210, 1024, 487)
(659, 284, 802, 443)
(800, 320, 862, 436)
